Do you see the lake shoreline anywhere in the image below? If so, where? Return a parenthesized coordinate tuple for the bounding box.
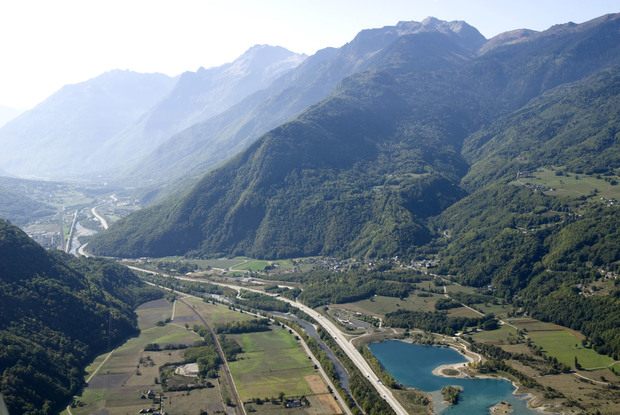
(428, 339, 549, 414)
(372, 338, 547, 414)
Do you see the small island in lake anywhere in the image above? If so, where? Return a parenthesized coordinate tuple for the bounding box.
(441, 385, 461, 404)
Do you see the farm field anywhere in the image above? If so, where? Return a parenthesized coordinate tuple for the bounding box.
(505, 318, 617, 370)
(232, 259, 271, 271)
(470, 323, 518, 343)
(332, 293, 446, 318)
(443, 283, 478, 295)
(136, 298, 173, 329)
(446, 306, 485, 318)
(469, 301, 511, 318)
(228, 328, 316, 400)
(66, 299, 208, 414)
(466, 315, 620, 414)
(178, 296, 342, 413)
(183, 295, 255, 327)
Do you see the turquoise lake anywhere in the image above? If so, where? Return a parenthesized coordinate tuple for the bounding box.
(368, 340, 536, 414)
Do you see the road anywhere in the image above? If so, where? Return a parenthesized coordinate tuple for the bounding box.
(178, 297, 245, 415)
(129, 267, 408, 415)
(65, 210, 78, 253)
(75, 197, 114, 256)
(285, 300, 408, 415)
(91, 205, 109, 229)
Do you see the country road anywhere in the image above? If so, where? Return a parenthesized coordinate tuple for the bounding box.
(128, 266, 409, 415)
(178, 297, 245, 415)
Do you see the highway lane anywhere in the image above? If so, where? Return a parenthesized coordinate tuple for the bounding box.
(284, 300, 408, 415)
(91, 205, 109, 229)
(127, 267, 408, 415)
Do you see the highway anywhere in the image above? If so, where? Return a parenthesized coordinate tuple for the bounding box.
(128, 267, 408, 415)
(91, 205, 109, 229)
(282, 299, 408, 415)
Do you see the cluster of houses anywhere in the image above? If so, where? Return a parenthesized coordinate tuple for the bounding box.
(302, 256, 349, 271)
(523, 182, 554, 192)
(137, 390, 164, 414)
(600, 268, 618, 280)
(413, 259, 440, 268)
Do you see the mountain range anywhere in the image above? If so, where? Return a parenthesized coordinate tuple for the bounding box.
(89, 13, 620, 262)
(86, 13, 620, 366)
(115, 17, 487, 189)
(0, 46, 306, 180)
(0, 70, 176, 179)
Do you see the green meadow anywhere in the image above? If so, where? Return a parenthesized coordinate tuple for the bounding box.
(508, 318, 616, 370)
(515, 167, 620, 200)
(228, 328, 315, 400)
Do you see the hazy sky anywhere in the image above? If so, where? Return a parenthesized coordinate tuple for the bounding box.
(1, 0, 618, 109)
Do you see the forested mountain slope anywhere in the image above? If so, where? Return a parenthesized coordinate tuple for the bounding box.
(428, 64, 620, 358)
(118, 18, 486, 188)
(0, 219, 161, 414)
(462, 67, 620, 190)
(0, 184, 55, 225)
(89, 14, 620, 262)
(89, 23, 493, 258)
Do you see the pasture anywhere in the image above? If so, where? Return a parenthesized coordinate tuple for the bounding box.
(516, 167, 620, 200)
(228, 328, 316, 400)
(332, 293, 446, 317)
(507, 318, 616, 370)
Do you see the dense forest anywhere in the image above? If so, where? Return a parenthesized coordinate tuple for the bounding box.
(0, 219, 161, 414)
(89, 14, 620, 262)
(0, 184, 55, 226)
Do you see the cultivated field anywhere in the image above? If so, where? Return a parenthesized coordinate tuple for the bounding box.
(508, 318, 617, 370)
(68, 294, 342, 414)
(67, 299, 206, 414)
(332, 293, 445, 317)
(228, 328, 316, 400)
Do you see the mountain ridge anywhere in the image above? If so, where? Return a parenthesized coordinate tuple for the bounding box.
(116, 18, 486, 190)
(89, 45, 306, 171)
(89, 13, 620, 260)
(0, 70, 177, 179)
